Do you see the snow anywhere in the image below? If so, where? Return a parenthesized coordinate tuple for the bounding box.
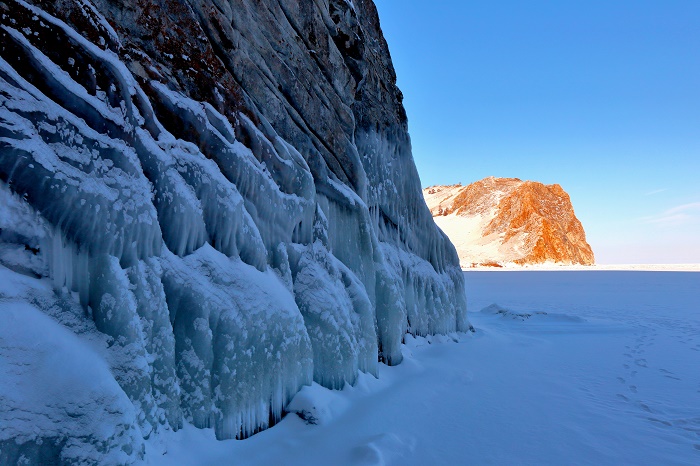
(430, 211, 518, 263)
(147, 270, 700, 465)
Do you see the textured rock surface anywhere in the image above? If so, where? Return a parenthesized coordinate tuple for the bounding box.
(424, 177, 594, 267)
(0, 0, 466, 462)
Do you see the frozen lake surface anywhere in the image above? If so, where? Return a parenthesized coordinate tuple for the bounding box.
(151, 271, 700, 465)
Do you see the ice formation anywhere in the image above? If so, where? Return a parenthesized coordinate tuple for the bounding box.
(0, 0, 467, 463)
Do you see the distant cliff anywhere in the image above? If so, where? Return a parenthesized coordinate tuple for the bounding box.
(423, 177, 594, 267)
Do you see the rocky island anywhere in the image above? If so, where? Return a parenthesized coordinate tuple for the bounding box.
(423, 177, 594, 267)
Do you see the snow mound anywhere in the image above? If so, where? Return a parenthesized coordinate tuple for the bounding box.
(286, 383, 351, 425)
(350, 432, 416, 466)
(480, 303, 585, 323)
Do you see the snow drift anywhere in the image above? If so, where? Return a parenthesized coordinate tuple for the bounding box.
(0, 0, 466, 463)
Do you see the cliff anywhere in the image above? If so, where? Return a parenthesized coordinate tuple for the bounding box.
(423, 177, 594, 267)
(0, 0, 467, 463)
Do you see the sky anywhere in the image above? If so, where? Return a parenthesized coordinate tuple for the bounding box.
(374, 1, 700, 264)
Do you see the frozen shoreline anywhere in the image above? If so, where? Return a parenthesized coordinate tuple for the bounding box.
(462, 263, 700, 272)
(145, 271, 700, 465)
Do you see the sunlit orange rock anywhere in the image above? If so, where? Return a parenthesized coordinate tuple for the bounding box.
(423, 177, 594, 266)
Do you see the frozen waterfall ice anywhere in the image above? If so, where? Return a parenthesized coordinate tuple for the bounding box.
(0, 0, 468, 463)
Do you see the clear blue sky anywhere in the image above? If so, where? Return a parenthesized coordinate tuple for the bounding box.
(374, 1, 700, 264)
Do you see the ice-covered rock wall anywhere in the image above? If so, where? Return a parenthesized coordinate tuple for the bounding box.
(0, 0, 467, 463)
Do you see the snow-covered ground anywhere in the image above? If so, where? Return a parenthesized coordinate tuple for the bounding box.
(148, 270, 700, 465)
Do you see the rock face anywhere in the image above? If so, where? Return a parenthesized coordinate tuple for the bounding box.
(0, 0, 467, 463)
(423, 177, 594, 267)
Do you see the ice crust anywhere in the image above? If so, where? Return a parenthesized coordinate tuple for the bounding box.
(0, 0, 467, 462)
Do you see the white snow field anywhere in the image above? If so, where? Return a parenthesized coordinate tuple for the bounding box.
(147, 270, 700, 465)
